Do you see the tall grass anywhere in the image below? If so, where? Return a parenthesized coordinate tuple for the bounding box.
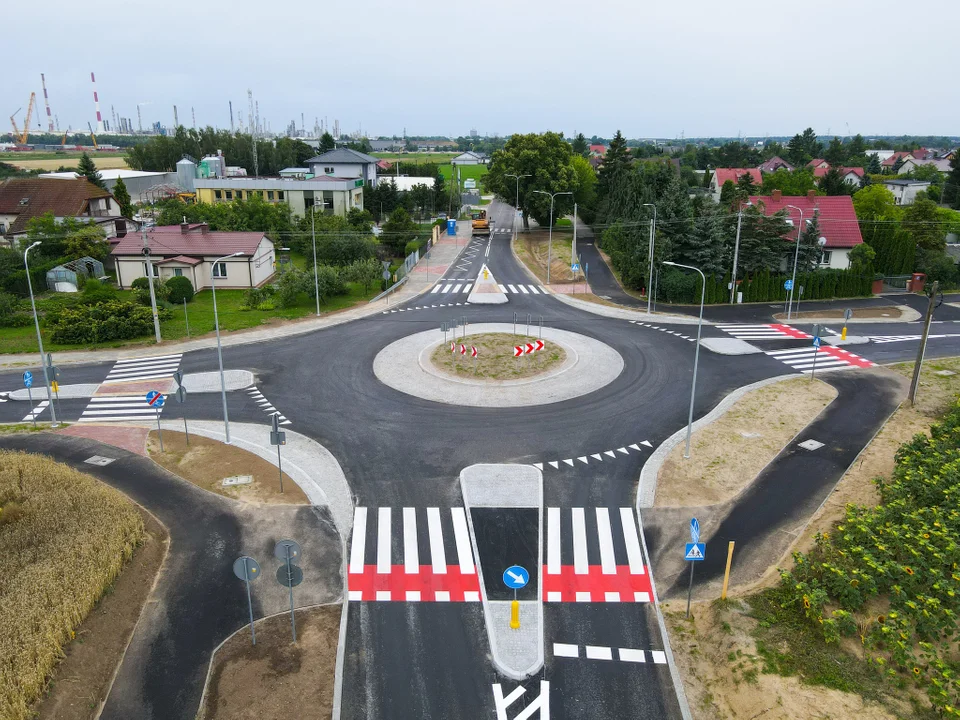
(0, 451, 145, 720)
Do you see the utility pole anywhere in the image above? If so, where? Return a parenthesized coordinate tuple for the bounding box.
(142, 226, 162, 343)
(908, 280, 939, 406)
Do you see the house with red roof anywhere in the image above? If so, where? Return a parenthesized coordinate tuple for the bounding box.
(812, 165, 865, 187)
(881, 151, 915, 169)
(0, 177, 121, 245)
(589, 144, 607, 156)
(806, 159, 830, 170)
(759, 156, 794, 174)
(708, 168, 763, 201)
(749, 190, 864, 270)
(111, 222, 275, 291)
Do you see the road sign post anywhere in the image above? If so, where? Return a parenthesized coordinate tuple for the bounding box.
(685, 518, 705, 618)
(810, 324, 822, 380)
(503, 565, 529, 630)
(275, 539, 303, 642)
(146, 391, 165, 451)
(909, 281, 940, 406)
(46, 353, 62, 421)
(270, 413, 286, 493)
(23, 371, 36, 428)
(233, 556, 262, 645)
(842, 308, 852, 341)
(173, 371, 189, 445)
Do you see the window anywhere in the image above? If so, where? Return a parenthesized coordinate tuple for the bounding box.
(820, 251, 832, 266)
(267, 190, 274, 200)
(214, 190, 222, 200)
(235, 190, 243, 200)
(142, 262, 159, 277)
(324, 167, 335, 174)
(174, 268, 184, 277)
(225, 191, 233, 200)
(322, 191, 334, 211)
(212, 262, 227, 278)
(277, 191, 284, 200)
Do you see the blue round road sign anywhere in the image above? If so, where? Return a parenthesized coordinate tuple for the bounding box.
(22, 371, 33, 388)
(784, 279, 793, 291)
(503, 565, 530, 589)
(146, 390, 165, 408)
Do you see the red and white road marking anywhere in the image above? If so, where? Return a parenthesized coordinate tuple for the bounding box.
(765, 345, 874, 373)
(716, 323, 812, 340)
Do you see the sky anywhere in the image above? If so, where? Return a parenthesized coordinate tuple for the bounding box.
(7, 0, 958, 140)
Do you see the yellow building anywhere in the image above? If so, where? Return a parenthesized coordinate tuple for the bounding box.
(194, 175, 364, 218)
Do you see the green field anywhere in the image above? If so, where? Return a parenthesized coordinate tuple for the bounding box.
(439, 163, 489, 191)
(372, 152, 458, 164)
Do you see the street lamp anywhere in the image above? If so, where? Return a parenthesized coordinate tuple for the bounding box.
(211, 251, 246, 444)
(784, 204, 804, 320)
(505, 173, 531, 241)
(642, 203, 657, 313)
(729, 201, 752, 304)
(311, 206, 320, 316)
(23, 242, 58, 427)
(663, 261, 705, 459)
(533, 190, 573, 285)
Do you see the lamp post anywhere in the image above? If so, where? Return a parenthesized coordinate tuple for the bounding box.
(311, 206, 320, 316)
(533, 190, 573, 285)
(642, 203, 657, 313)
(785, 204, 804, 320)
(505, 173, 530, 241)
(23, 242, 58, 427)
(663, 261, 705, 459)
(729, 201, 751, 304)
(211, 251, 245, 444)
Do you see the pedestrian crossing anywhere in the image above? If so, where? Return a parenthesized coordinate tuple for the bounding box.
(245, 386, 291, 425)
(493, 227, 510, 234)
(78, 395, 164, 423)
(22, 400, 48, 422)
(347, 506, 651, 603)
(765, 346, 874, 373)
(553, 643, 667, 665)
(868, 333, 960, 344)
(716, 323, 811, 340)
(428, 280, 546, 296)
(102, 353, 183, 384)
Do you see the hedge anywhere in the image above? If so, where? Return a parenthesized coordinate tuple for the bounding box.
(657, 267, 872, 305)
(48, 301, 171, 344)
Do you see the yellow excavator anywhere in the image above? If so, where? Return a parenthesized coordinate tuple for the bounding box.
(471, 209, 490, 236)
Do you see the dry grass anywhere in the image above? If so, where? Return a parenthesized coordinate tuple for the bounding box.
(656, 378, 838, 506)
(772, 306, 906, 321)
(7, 155, 129, 171)
(429, 332, 565, 380)
(147, 431, 307, 505)
(515, 231, 578, 284)
(0, 451, 145, 720)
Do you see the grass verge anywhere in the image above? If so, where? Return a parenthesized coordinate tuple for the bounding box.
(514, 231, 578, 285)
(429, 333, 565, 380)
(0, 451, 145, 720)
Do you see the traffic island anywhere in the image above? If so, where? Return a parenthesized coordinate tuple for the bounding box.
(429, 332, 566, 380)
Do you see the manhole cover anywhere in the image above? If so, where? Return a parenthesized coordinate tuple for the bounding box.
(85, 455, 115, 466)
(936, 370, 956, 377)
(798, 440, 825, 451)
(223, 475, 253, 487)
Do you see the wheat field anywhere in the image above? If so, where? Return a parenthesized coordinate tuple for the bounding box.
(0, 450, 144, 720)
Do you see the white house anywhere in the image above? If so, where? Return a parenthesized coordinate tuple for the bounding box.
(882, 180, 932, 206)
(897, 157, 951, 175)
(451, 151, 489, 166)
(111, 223, 275, 290)
(305, 148, 379, 187)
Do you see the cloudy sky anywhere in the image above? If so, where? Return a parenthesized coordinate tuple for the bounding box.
(8, 0, 957, 140)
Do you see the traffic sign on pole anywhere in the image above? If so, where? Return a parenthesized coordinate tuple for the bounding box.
(460, 343, 466, 355)
(513, 345, 523, 358)
(690, 517, 700, 544)
(22, 371, 33, 388)
(534, 339, 544, 352)
(503, 565, 529, 589)
(812, 336, 822, 349)
(783, 279, 793, 291)
(146, 390, 164, 408)
(524, 343, 534, 355)
(471, 346, 478, 358)
(232, 556, 261, 645)
(685, 543, 706, 561)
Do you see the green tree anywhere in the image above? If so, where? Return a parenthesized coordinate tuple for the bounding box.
(719, 179, 736, 206)
(673, 198, 727, 276)
(597, 130, 632, 206)
(483, 131, 578, 228)
(319, 132, 336, 152)
(77, 152, 105, 189)
(346, 207, 374, 232)
(22, 213, 108, 262)
(63, 224, 110, 261)
(796, 210, 825, 271)
(853, 184, 900, 221)
(866, 154, 882, 174)
(848, 243, 876, 273)
(381, 207, 418, 253)
(760, 169, 819, 196)
(848, 134, 867, 159)
(903, 199, 946, 251)
(571, 133, 589, 158)
(824, 137, 847, 165)
(944, 152, 960, 208)
(821, 166, 855, 196)
(112, 177, 133, 219)
(569, 154, 597, 218)
(786, 128, 822, 167)
(343, 257, 382, 292)
(739, 205, 792, 273)
(735, 171, 758, 203)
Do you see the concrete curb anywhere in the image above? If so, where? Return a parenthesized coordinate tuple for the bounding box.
(551, 292, 713, 325)
(637, 374, 799, 508)
(775, 304, 921, 324)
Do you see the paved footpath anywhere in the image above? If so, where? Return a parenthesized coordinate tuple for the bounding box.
(0, 225, 470, 369)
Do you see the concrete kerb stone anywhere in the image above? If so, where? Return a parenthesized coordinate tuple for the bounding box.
(550, 292, 714, 325)
(8, 371, 255, 401)
(9, 383, 99, 400)
(636, 374, 799, 509)
(373, 322, 623, 407)
(779, 304, 921, 324)
(699, 338, 763, 355)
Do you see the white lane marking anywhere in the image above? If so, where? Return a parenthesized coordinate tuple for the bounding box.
(349, 507, 367, 574)
(451, 507, 475, 574)
(619, 648, 646, 663)
(377, 507, 391, 574)
(403, 507, 418, 574)
(651, 651, 667, 664)
(529, 285, 540, 294)
(553, 643, 579, 658)
(596, 508, 616, 575)
(463, 283, 473, 293)
(547, 507, 560, 575)
(572, 507, 588, 575)
(498, 284, 508, 292)
(585, 645, 613, 660)
(427, 507, 446, 574)
(620, 508, 645, 574)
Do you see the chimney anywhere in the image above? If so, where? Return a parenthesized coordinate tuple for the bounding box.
(200, 223, 208, 234)
(807, 190, 816, 200)
(772, 189, 782, 202)
(180, 220, 189, 233)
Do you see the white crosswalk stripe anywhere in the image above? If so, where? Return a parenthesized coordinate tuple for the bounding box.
(22, 400, 49, 422)
(715, 324, 809, 340)
(428, 280, 545, 296)
(764, 346, 873, 373)
(79, 353, 184, 421)
(553, 643, 667, 665)
(546, 507, 647, 578)
(868, 333, 960, 344)
(102, 353, 183, 384)
(78, 395, 159, 422)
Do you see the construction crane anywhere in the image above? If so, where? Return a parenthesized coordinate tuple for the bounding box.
(87, 121, 99, 150)
(9, 92, 36, 144)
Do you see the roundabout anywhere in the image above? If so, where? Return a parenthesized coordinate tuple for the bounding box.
(373, 322, 625, 407)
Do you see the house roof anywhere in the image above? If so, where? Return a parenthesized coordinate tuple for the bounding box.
(712, 168, 762, 187)
(812, 166, 865, 178)
(882, 179, 931, 187)
(760, 156, 794, 173)
(376, 159, 392, 169)
(0, 177, 113, 235)
(154, 255, 202, 266)
(305, 148, 379, 165)
(111, 224, 267, 258)
(748, 194, 864, 249)
(882, 151, 914, 167)
(589, 144, 607, 154)
(806, 159, 828, 168)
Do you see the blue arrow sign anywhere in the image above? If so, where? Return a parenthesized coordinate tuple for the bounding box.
(146, 390, 165, 408)
(22, 371, 33, 388)
(502, 565, 529, 589)
(690, 517, 700, 544)
(685, 543, 706, 561)
(812, 336, 821, 349)
(784, 279, 793, 291)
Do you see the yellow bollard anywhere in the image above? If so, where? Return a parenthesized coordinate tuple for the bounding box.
(841, 325, 848, 341)
(510, 599, 520, 629)
(721, 541, 736, 600)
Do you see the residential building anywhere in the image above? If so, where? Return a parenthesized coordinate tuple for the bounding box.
(866, 149, 896, 163)
(749, 190, 864, 270)
(897, 156, 951, 174)
(451, 151, 489, 166)
(589, 144, 607, 156)
(760, 156, 794, 173)
(305, 148, 379, 186)
(111, 223, 275, 290)
(708, 168, 763, 202)
(881, 179, 932, 206)
(0, 177, 120, 244)
(376, 159, 393, 171)
(812, 166, 865, 186)
(377, 177, 436, 192)
(193, 175, 364, 218)
(806, 159, 830, 170)
(881, 151, 916, 170)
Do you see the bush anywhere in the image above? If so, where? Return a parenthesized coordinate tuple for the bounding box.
(404, 239, 425, 256)
(131, 276, 170, 306)
(48, 301, 171, 344)
(80, 278, 118, 305)
(166, 275, 194, 304)
(240, 286, 275, 311)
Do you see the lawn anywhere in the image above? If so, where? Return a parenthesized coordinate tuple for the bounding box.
(438, 163, 489, 189)
(372, 152, 458, 164)
(0, 282, 380, 354)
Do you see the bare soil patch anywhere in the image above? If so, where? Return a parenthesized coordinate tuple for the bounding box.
(199, 605, 339, 720)
(656, 378, 838, 506)
(514, 231, 578, 284)
(147, 431, 307, 505)
(429, 332, 566, 380)
(31, 509, 167, 720)
(773, 305, 906, 321)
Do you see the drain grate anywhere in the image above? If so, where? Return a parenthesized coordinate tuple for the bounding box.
(85, 455, 115, 466)
(798, 439, 825, 451)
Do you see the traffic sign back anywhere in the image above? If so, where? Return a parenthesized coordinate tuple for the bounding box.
(690, 517, 700, 543)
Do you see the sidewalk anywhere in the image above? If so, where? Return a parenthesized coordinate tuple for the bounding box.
(0, 225, 470, 368)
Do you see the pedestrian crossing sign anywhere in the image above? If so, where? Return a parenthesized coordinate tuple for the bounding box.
(685, 542, 705, 561)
